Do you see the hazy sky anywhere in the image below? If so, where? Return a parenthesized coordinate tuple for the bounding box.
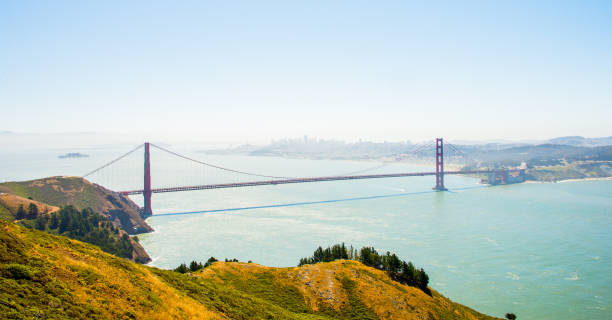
(1, 1, 611, 144)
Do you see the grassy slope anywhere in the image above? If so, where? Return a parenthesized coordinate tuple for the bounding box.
(0, 205, 11, 221)
(0, 187, 151, 263)
(0, 220, 220, 319)
(0, 193, 60, 219)
(0, 220, 501, 320)
(197, 261, 500, 320)
(0, 177, 99, 212)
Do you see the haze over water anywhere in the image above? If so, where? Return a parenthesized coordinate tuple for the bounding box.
(2, 147, 610, 320)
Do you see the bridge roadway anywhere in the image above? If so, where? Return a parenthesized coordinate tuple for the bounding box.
(119, 169, 519, 195)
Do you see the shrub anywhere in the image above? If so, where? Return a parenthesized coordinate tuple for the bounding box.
(2, 263, 35, 280)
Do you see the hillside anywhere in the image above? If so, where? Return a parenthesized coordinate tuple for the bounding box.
(547, 136, 612, 147)
(468, 144, 612, 166)
(197, 260, 501, 320)
(0, 193, 59, 220)
(0, 220, 502, 320)
(0, 176, 152, 234)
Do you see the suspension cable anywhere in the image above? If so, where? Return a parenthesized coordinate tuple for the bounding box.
(82, 144, 144, 178)
(149, 143, 294, 179)
(403, 140, 436, 157)
(446, 142, 480, 166)
(334, 140, 435, 176)
(340, 163, 389, 176)
(446, 142, 468, 156)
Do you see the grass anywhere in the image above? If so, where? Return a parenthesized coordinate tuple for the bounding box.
(0, 193, 60, 220)
(1, 220, 502, 320)
(0, 220, 220, 319)
(197, 260, 502, 320)
(0, 204, 12, 220)
(0, 177, 101, 213)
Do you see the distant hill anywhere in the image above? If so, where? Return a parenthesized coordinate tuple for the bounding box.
(200, 135, 612, 163)
(0, 176, 152, 234)
(466, 144, 612, 167)
(0, 220, 503, 320)
(547, 136, 612, 147)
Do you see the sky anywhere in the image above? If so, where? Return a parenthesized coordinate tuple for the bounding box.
(1, 1, 611, 145)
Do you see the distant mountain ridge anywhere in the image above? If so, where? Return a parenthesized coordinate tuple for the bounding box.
(201, 135, 612, 162)
(546, 136, 612, 147)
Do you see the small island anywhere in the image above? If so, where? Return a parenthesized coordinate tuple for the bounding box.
(58, 152, 89, 159)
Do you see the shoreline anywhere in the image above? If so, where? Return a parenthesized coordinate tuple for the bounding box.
(525, 176, 612, 184)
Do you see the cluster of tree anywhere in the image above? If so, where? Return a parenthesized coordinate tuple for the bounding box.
(15, 203, 41, 220)
(298, 243, 350, 265)
(174, 257, 250, 274)
(174, 257, 218, 274)
(32, 206, 135, 260)
(299, 243, 430, 294)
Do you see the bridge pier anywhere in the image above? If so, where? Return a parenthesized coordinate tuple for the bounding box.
(433, 138, 447, 191)
(143, 142, 153, 216)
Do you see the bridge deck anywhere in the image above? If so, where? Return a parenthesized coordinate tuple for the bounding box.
(120, 169, 517, 195)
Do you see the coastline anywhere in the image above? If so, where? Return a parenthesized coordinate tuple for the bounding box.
(525, 176, 612, 184)
(557, 176, 612, 183)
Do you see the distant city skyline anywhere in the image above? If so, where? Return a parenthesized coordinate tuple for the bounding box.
(1, 1, 611, 144)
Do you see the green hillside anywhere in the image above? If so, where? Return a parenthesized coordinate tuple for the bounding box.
(0, 220, 503, 320)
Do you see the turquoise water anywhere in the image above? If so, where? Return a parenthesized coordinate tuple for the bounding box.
(1, 148, 611, 319)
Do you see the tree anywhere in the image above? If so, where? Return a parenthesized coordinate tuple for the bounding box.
(313, 247, 324, 263)
(27, 203, 38, 219)
(189, 260, 203, 272)
(15, 204, 26, 220)
(49, 214, 59, 229)
(298, 258, 309, 266)
(415, 268, 429, 291)
(35, 215, 46, 230)
(203, 257, 218, 268)
(174, 263, 188, 274)
(297, 243, 430, 295)
(359, 247, 382, 268)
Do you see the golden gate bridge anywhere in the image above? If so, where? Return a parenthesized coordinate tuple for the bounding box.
(83, 138, 524, 215)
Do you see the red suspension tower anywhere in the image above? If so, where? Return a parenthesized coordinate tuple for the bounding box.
(143, 142, 153, 216)
(434, 138, 447, 191)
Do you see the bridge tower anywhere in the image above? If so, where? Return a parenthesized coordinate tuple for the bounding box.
(143, 142, 153, 216)
(434, 138, 447, 191)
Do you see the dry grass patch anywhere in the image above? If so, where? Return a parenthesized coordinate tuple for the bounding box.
(0, 193, 59, 219)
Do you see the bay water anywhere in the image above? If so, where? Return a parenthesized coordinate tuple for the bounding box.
(1, 146, 610, 319)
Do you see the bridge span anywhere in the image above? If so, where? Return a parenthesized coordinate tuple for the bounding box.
(118, 169, 519, 195)
(84, 138, 524, 215)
